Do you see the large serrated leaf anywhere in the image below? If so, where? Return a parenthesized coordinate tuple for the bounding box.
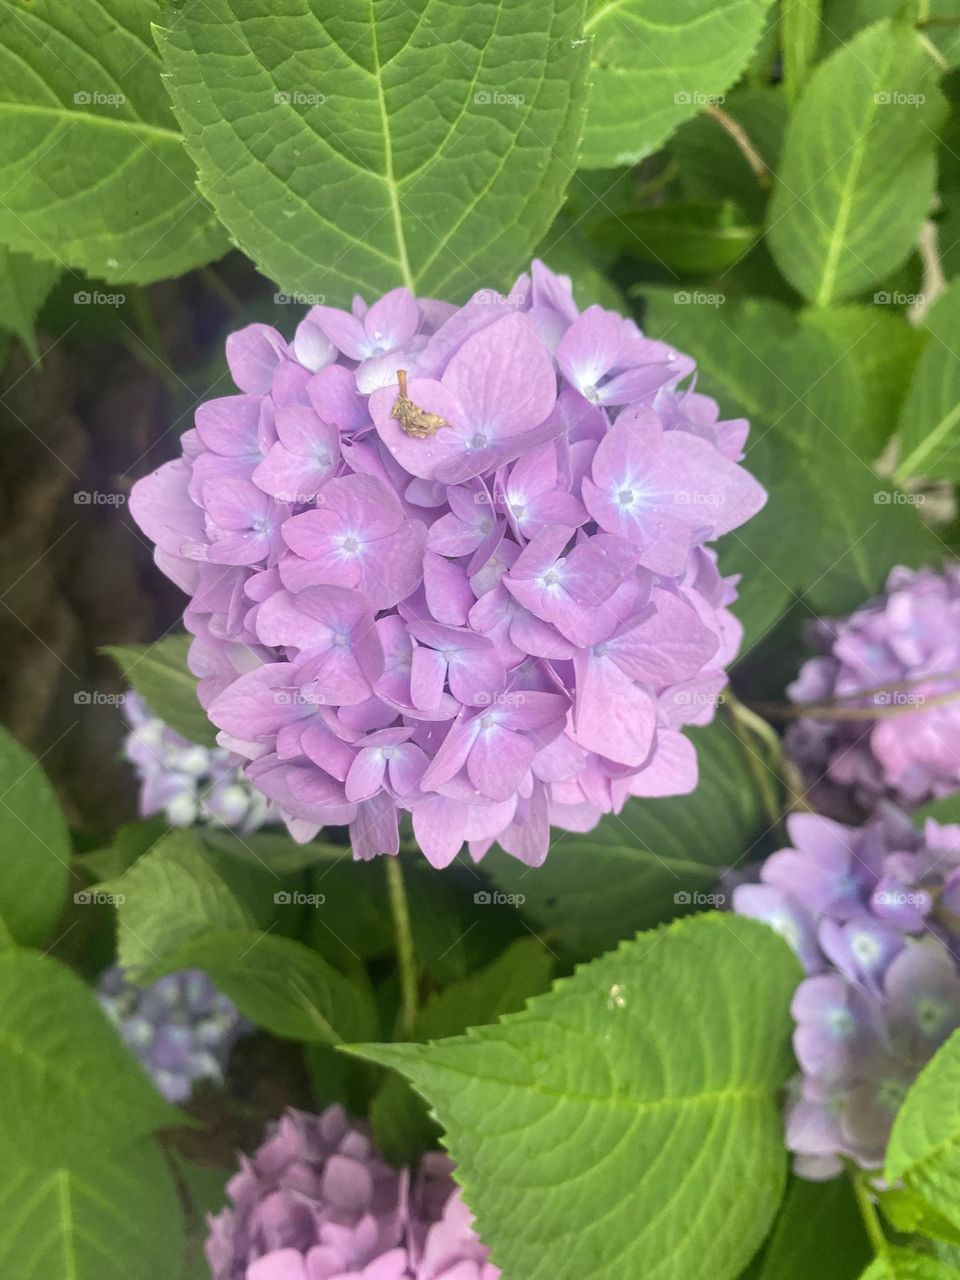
(858, 1251, 960, 1279)
(0, 0, 227, 282)
(158, 928, 379, 1046)
(0, 249, 58, 360)
(894, 282, 960, 484)
(107, 830, 253, 970)
(158, 0, 589, 303)
(0, 724, 70, 947)
(104, 633, 218, 749)
(886, 1029, 960, 1233)
(766, 20, 945, 306)
(0, 950, 177, 1162)
(0, 1137, 184, 1280)
(350, 914, 802, 1280)
(581, 0, 776, 168)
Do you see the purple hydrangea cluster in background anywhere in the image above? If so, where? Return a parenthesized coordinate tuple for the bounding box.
(785, 565, 960, 820)
(207, 1105, 499, 1280)
(124, 691, 274, 831)
(131, 260, 766, 867)
(98, 966, 249, 1103)
(733, 808, 960, 1178)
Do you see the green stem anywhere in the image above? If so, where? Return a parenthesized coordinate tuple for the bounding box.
(852, 1171, 888, 1258)
(723, 692, 784, 834)
(385, 856, 417, 1037)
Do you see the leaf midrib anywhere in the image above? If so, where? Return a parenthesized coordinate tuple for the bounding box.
(368, 0, 414, 292)
(813, 40, 894, 306)
(0, 101, 181, 146)
(404, 1051, 772, 1113)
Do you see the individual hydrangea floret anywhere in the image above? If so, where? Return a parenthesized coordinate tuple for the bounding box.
(124, 691, 274, 831)
(206, 1105, 499, 1279)
(785, 565, 960, 819)
(733, 807, 960, 1178)
(98, 966, 249, 1103)
(131, 261, 766, 866)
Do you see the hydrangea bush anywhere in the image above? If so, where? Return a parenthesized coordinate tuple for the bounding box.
(4, 4, 960, 1280)
(129, 264, 765, 867)
(207, 1106, 497, 1280)
(124, 691, 274, 831)
(98, 965, 250, 1103)
(786, 566, 960, 819)
(734, 809, 960, 1178)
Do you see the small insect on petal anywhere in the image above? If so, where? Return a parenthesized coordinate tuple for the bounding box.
(391, 368, 450, 439)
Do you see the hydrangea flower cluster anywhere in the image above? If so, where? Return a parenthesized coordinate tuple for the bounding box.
(98, 965, 249, 1103)
(785, 565, 960, 819)
(124, 691, 274, 831)
(131, 261, 765, 866)
(733, 807, 960, 1178)
(206, 1105, 498, 1280)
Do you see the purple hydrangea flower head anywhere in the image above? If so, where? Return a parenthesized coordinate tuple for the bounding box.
(123, 691, 275, 831)
(206, 1105, 499, 1280)
(130, 262, 766, 866)
(785, 565, 960, 818)
(98, 966, 249, 1103)
(733, 807, 960, 1177)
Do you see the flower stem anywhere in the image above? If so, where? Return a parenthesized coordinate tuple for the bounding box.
(852, 1171, 888, 1258)
(723, 692, 785, 834)
(385, 855, 418, 1038)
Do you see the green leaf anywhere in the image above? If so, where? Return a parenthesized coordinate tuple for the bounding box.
(756, 1176, 871, 1279)
(0, 1137, 184, 1280)
(858, 1250, 960, 1279)
(486, 720, 764, 957)
(157, 928, 378, 1046)
(766, 20, 945, 306)
(108, 830, 253, 970)
(599, 201, 759, 275)
(0, 0, 226, 283)
(642, 292, 939, 627)
(350, 914, 801, 1280)
(914, 793, 960, 826)
(672, 86, 787, 221)
(894, 283, 960, 484)
(581, 0, 776, 168)
(886, 1028, 960, 1233)
(880, 1187, 960, 1247)
(158, 0, 589, 303)
(0, 249, 58, 360)
(822, 1, 960, 68)
(372, 939, 555, 1163)
(782, 0, 822, 102)
(200, 828, 348, 875)
(103, 634, 218, 749)
(0, 723, 70, 947)
(0, 950, 177, 1162)
(802, 305, 928, 456)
